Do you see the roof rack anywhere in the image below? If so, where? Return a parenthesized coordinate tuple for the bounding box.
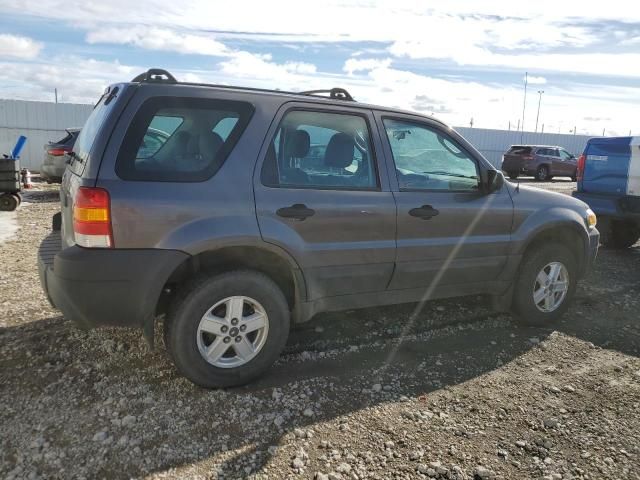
(131, 68, 177, 84)
(129, 69, 357, 103)
(300, 88, 355, 101)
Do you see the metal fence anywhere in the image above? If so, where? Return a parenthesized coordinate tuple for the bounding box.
(455, 127, 594, 168)
(0, 99, 93, 170)
(0, 99, 599, 171)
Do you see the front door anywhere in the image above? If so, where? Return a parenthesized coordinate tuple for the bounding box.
(254, 105, 397, 300)
(375, 114, 514, 291)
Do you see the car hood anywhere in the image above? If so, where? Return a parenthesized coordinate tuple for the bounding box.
(507, 182, 589, 211)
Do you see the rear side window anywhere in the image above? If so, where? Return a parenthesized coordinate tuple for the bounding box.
(507, 146, 532, 155)
(116, 97, 254, 182)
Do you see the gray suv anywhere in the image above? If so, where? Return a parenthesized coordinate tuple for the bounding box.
(38, 69, 599, 388)
(502, 145, 578, 181)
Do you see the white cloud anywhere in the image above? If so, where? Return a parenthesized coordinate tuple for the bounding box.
(344, 58, 392, 75)
(219, 51, 316, 82)
(528, 76, 547, 85)
(0, 34, 42, 59)
(86, 26, 230, 56)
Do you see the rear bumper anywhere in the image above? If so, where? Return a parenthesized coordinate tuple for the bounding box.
(572, 191, 640, 223)
(38, 231, 188, 329)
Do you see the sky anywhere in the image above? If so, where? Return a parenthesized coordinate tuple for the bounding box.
(0, 0, 639, 136)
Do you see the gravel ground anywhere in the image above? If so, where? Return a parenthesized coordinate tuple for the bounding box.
(1, 179, 639, 480)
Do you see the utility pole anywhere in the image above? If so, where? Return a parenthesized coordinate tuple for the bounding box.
(535, 90, 544, 133)
(54, 88, 58, 104)
(520, 72, 528, 142)
(469, 117, 474, 128)
(508, 120, 511, 131)
(517, 119, 520, 132)
(541, 124, 544, 134)
(602, 128, 605, 136)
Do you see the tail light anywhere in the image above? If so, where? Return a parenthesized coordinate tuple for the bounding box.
(523, 154, 534, 161)
(576, 154, 586, 181)
(73, 187, 113, 248)
(47, 147, 70, 156)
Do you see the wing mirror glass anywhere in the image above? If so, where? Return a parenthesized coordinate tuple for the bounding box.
(485, 169, 504, 194)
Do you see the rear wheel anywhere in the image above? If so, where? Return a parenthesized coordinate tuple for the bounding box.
(535, 165, 549, 181)
(602, 221, 640, 249)
(165, 270, 290, 388)
(512, 244, 577, 326)
(0, 194, 18, 211)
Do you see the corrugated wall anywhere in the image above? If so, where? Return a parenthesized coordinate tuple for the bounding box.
(0, 99, 598, 171)
(455, 127, 594, 168)
(0, 100, 93, 170)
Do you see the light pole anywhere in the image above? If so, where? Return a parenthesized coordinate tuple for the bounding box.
(520, 72, 528, 142)
(535, 90, 544, 133)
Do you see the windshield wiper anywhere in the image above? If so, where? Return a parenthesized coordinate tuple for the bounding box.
(422, 170, 477, 179)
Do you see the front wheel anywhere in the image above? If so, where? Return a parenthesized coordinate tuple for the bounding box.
(535, 165, 549, 181)
(512, 244, 577, 326)
(165, 270, 290, 388)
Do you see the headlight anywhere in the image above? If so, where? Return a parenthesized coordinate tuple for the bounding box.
(586, 208, 597, 229)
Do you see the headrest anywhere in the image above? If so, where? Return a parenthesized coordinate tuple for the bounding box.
(187, 131, 223, 158)
(324, 133, 354, 168)
(284, 129, 310, 158)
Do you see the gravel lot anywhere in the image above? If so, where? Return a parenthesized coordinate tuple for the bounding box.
(1, 179, 639, 480)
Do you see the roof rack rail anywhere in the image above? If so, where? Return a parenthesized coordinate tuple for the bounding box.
(131, 69, 177, 84)
(300, 88, 355, 101)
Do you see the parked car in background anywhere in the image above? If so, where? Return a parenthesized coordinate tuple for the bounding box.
(573, 136, 640, 249)
(40, 128, 80, 183)
(38, 69, 599, 388)
(501, 145, 578, 181)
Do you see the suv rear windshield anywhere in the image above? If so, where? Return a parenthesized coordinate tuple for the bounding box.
(69, 95, 113, 176)
(116, 97, 253, 182)
(507, 146, 532, 155)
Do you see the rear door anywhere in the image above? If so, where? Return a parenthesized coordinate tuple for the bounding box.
(60, 87, 125, 248)
(254, 103, 397, 300)
(375, 113, 513, 291)
(558, 149, 577, 176)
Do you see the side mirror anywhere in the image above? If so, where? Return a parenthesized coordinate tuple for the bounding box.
(485, 169, 504, 194)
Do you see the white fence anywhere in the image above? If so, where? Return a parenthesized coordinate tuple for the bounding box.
(0, 100, 93, 170)
(0, 99, 598, 171)
(456, 127, 594, 168)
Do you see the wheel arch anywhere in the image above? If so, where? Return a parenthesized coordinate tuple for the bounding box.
(519, 222, 587, 276)
(145, 242, 307, 346)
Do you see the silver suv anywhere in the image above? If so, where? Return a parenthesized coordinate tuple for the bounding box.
(38, 69, 600, 388)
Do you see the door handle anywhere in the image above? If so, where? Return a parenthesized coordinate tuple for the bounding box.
(276, 203, 315, 220)
(409, 204, 439, 220)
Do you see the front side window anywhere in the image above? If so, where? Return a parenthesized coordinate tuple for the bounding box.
(116, 97, 253, 182)
(383, 119, 479, 191)
(559, 149, 573, 160)
(261, 110, 378, 189)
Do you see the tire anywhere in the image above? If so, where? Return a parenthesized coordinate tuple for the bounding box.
(0, 194, 18, 211)
(571, 174, 577, 182)
(602, 221, 640, 249)
(165, 270, 290, 388)
(508, 172, 519, 180)
(512, 243, 577, 326)
(11, 193, 21, 206)
(535, 165, 549, 181)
